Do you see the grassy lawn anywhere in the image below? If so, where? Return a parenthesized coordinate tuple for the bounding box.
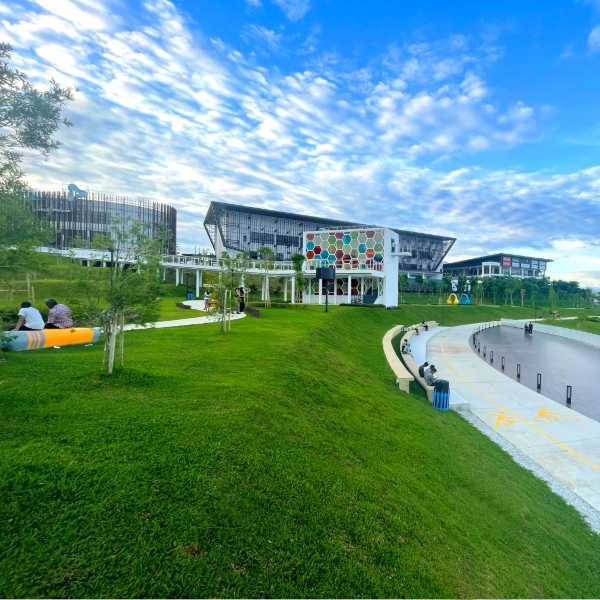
(2, 304, 600, 597)
(541, 315, 600, 336)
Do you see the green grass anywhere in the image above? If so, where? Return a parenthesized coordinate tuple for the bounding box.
(2, 305, 600, 598)
(541, 315, 600, 336)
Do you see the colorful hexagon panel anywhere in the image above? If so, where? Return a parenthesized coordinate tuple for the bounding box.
(304, 229, 385, 270)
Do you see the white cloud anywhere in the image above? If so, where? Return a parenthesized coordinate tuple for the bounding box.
(272, 0, 310, 21)
(589, 25, 600, 51)
(2, 0, 599, 287)
(241, 24, 283, 51)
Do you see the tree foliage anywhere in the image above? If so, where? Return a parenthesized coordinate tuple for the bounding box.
(72, 221, 166, 374)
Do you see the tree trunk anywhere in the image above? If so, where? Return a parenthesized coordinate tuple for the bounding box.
(107, 315, 118, 374)
(119, 310, 125, 368)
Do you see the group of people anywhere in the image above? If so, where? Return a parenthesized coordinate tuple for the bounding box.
(13, 299, 73, 331)
(418, 361, 439, 386)
(524, 322, 534, 335)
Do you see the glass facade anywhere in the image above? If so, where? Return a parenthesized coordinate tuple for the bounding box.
(26, 191, 177, 253)
(204, 202, 455, 274)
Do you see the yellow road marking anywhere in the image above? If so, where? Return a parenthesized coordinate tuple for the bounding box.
(440, 334, 600, 473)
(489, 411, 518, 429)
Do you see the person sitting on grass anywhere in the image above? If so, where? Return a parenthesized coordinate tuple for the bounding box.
(44, 299, 73, 329)
(13, 301, 44, 331)
(425, 365, 438, 386)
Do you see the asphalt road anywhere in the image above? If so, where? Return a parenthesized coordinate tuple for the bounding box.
(475, 326, 600, 422)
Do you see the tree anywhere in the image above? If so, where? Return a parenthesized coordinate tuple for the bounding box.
(414, 274, 424, 295)
(73, 221, 166, 374)
(398, 274, 408, 304)
(209, 251, 247, 332)
(0, 42, 75, 348)
(1, 42, 76, 171)
(257, 246, 276, 307)
(290, 253, 305, 303)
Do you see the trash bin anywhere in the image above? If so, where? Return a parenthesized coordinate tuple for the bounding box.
(433, 379, 450, 411)
(186, 291, 193, 300)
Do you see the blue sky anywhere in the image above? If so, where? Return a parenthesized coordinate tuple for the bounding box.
(2, 0, 600, 288)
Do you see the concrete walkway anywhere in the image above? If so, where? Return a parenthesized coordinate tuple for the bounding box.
(124, 302, 246, 331)
(427, 323, 600, 514)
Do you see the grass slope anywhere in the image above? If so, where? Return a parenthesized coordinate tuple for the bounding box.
(2, 306, 600, 597)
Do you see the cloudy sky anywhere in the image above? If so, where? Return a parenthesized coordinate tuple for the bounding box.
(2, 0, 600, 288)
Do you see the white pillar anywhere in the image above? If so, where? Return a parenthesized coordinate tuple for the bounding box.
(195, 270, 202, 298)
(162, 268, 166, 282)
(261, 276, 266, 301)
(291, 276, 296, 304)
(361, 277, 364, 297)
(347, 276, 352, 304)
(175, 268, 180, 285)
(284, 279, 288, 302)
(318, 277, 323, 305)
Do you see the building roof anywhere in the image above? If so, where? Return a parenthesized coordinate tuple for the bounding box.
(204, 201, 456, 242)
(445, 253, 553, 268)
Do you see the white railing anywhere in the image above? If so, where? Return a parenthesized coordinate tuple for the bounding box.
(161, 255, 296, 271)
(303, 259, 384, 272)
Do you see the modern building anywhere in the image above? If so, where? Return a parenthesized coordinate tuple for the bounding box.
(27, 190, 177, 253)
(203, 201, 455, 280)
(443, 253, 552, 279)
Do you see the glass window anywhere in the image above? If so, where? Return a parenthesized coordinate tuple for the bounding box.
(483, 265, 490, 274)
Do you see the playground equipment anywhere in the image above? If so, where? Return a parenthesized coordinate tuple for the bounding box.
(2, 328, 101, 351)
(446, 293, 471, 305)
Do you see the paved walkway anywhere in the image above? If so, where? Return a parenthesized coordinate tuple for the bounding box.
(426, 323, 600, 513)
(124, 302, 246, 331)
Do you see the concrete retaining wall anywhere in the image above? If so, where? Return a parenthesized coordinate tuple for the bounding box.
(501, 318, 600, 349)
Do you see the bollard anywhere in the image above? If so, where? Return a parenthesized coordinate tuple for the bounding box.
(537, 373, 541, 391)
(478, 343, 480, 354)
(566, 385, 572, 408)
(490, 350, 493, 364)
(517, 364, 521, 379)
(483, 346, 486, 358)
(501, 356, 505, 370)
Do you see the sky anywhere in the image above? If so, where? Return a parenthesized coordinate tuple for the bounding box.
(2, 0, 600, 289)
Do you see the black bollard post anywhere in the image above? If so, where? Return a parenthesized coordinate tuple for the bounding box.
(537, 373, 541, 391)
(490, 350, 493, 364)
(566, 385, 572, 408)
(478, 343, 480, 354)
(483, 346, 486, 358)
(517, 364, 521, 379)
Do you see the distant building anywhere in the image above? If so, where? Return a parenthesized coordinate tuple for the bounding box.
(203, 201, 456, 280)
(443, 253, 552, 279)
(27, 191, 177, 253)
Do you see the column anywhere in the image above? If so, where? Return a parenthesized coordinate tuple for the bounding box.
(261, 276, 266, 301)
(291, 276, 296, 304)
(347, 277, 351, 304)
(162, 268, 166, 282)
(318, 278, 323, 305)
(195, 270, 202, 298)
(284, 279, 288, 302)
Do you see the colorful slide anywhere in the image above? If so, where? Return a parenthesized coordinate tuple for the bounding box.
(2, 328, 101, 352)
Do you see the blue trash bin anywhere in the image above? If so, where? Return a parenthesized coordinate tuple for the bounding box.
(433, 380, 450, 411)
(186, 291, 193, 300)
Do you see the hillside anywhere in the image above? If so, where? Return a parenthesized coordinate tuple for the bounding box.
(2, 306, 600, 597)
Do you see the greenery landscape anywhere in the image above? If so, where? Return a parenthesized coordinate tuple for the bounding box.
(3, 36, 600, 599)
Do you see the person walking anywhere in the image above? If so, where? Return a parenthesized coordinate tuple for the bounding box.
(44, 299, 73, 329)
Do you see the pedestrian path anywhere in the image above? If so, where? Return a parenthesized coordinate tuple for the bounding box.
(427, 323, 600, 514)
(124, 302, 246, 331)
